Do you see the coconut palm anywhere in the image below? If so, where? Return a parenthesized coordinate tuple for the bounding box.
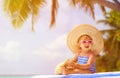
(3, 0, 46, 31)
(96, 10, 120, 72)
(3, 0, 120, 31)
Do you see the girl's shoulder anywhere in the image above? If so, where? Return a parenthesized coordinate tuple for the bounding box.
(88, 51, 96, 57)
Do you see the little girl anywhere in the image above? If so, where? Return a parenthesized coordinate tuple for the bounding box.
(55, 24, 104, 75)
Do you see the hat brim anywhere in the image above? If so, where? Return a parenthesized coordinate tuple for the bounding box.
(67, 24, 104, 55)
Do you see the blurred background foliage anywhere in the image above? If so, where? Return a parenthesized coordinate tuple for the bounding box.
(96, 10, 120, 72)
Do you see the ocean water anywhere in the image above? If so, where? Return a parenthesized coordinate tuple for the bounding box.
(0, 76, 31, 78)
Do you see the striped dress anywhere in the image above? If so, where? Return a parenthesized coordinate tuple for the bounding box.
(78, 55, 96, 73)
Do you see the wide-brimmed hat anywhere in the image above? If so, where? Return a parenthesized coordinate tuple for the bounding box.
(67, 24, 104, 55)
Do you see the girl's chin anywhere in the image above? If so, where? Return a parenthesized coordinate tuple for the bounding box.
(83, 48, 91, 51)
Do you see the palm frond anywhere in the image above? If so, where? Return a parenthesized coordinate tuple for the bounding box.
(70, 0, 79, 6)
(116, 30, 120, 41)
(4, 0, 18, 16)
(100, 5, 106, 15)
(30, 0, 45, 31)
(109, 34, 117, 52)
(113, 0, 120, 5)
(3, 0, 45, 30)
(4, 0, 31, 28)
(70, 0, 95, 19)
(97, 20, 109, 25)
(97, 19, 118, 29)
(101, 29, 115, 33)
(86, 1, 95, 19)
(50, 0, 59, 28)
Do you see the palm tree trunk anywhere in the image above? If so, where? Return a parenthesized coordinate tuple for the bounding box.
(93, 0, 120, 12)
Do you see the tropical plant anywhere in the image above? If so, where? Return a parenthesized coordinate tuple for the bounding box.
(3, 0, 46, 31)
(96, 10, 120, 72)
(3, 0, 120, 31)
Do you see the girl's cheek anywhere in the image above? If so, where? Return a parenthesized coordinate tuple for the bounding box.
(80, 44, 84, 48)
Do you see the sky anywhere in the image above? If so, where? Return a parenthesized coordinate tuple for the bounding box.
(0, 0, 109, 75)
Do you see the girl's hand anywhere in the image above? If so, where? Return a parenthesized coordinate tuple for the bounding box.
(65, 61, 75, 70)
(74, 63, 80, 69)
(64, 58, 78, 70)
(66, 65, 74, 70)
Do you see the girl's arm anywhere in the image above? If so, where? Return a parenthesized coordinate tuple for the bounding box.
(75, 52, 96, 69)
(70, 54, 78, 63)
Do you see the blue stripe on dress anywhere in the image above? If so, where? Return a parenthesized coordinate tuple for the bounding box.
(78, 56, 96, 73)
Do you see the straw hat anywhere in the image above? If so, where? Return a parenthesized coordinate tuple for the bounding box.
(67, 24, 104, 55)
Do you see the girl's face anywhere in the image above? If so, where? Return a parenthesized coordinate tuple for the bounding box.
(78, 35, 93, 51)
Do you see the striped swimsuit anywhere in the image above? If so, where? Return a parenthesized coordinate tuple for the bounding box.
(78, 55, 96, 73)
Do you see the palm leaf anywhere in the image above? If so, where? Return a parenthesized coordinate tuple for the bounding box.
(97, 20, 109, 25)
(97, 17, 120, 29)
(113, 0, 120, 5)
(30, 0, 45, 31)
(3, 0, 45, 30)
(50, 0, 59, 28)
(101, 29, 115, 34)
(70, 0, 95, 19)
(4, 0, 31, 28)
(100, 5, 106, 15)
